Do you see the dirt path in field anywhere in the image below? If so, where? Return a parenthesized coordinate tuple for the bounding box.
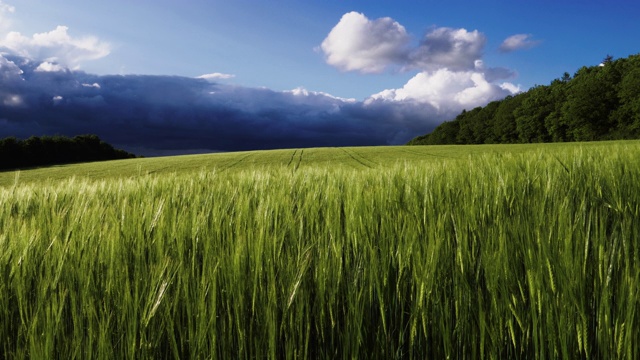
(218, 153, 253, 172)
(340, 148, 376, 168)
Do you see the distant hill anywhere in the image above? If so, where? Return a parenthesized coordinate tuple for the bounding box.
(0, 134, 136, 170)
(408, 54, 640, 145)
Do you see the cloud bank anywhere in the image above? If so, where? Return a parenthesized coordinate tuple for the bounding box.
(0, 9, 521, 156)
(1, 54, 451, 155)
(0, 53, 516, 155)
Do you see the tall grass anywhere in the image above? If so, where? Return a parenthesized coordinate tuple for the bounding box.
(1, 144, 639, 358)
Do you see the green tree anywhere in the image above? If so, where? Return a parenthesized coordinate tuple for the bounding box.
(614, 66, 640, 137)
(412, 120, 460, 145)
(456, 107, 485, 144)
(544, 78, 571, 141)
(0, 137, 23, 169)
(492, 95, 525, 143)
(514, 85, 552, 143)
(475, 100, 501, 143)
(0, 135, 136, 170)
(407, 53, 640, 146)
(562, 64, 618, 141)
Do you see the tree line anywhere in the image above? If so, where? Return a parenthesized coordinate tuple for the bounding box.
(0, 134, 136, 170)
(408, 54, 640, 145)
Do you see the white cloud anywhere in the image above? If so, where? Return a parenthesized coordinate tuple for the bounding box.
(82, 82, 101, 89)
(367, 68, 519, 112)
(0, 25, 110, 69)
(0, 1, 14, 13)
(286, 86, 356, 103)
(197, 72, 236, 81)
(0, 53, 23, 80)
(319, 12, 519, 118)
(499, 82, 521, 94)
(320, 11, 410, 73)
(288, 87, 311, 97)
(279, 87, 353, 115)
(499, 34, 540, 53)
(410, 27, 486, 71)
(3, 94, 22, 106)
(321, 13, 491, 74)
(0, 1, 15, 32)
(35, 61, 65, 72)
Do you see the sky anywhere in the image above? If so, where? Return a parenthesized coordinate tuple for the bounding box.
(1, 0, 639, 155)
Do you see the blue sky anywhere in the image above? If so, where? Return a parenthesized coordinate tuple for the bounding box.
(8, 0, 640, 97)
(1, 0, 639, 154)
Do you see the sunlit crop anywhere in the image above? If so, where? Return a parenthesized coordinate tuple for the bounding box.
(1, 141, 639, 358)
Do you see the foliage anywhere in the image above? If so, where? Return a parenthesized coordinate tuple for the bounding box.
(1, 141, 639, 358)
(0, 134, 136, 170)
(408, 53, 640, 145)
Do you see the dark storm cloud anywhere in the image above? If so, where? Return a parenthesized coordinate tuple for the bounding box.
(0, 54, 441, 156)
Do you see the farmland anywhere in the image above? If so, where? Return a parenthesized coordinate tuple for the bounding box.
(1, 141, 639, 358)
(0, 142, 606, 187)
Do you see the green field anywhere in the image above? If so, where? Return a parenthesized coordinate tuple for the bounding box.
(1, 141, 639, 358)
(0, 142, 614, 187)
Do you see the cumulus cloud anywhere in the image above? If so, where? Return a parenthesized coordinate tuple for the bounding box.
(410, 27, 486, 71)
(499, 82, 521, 94)
(320, 12, 489, 73)
(0, 25, 110, 69)
(499, 34, 541, 53)
(35, 61, 66, 72)
(319, 11, 520, 121)
(197, 73, 236, 81)
(320, 11, 410, 73)
(367, 68, 518, 112)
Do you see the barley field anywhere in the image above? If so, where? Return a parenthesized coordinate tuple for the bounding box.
(1, 141, 639, 359)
